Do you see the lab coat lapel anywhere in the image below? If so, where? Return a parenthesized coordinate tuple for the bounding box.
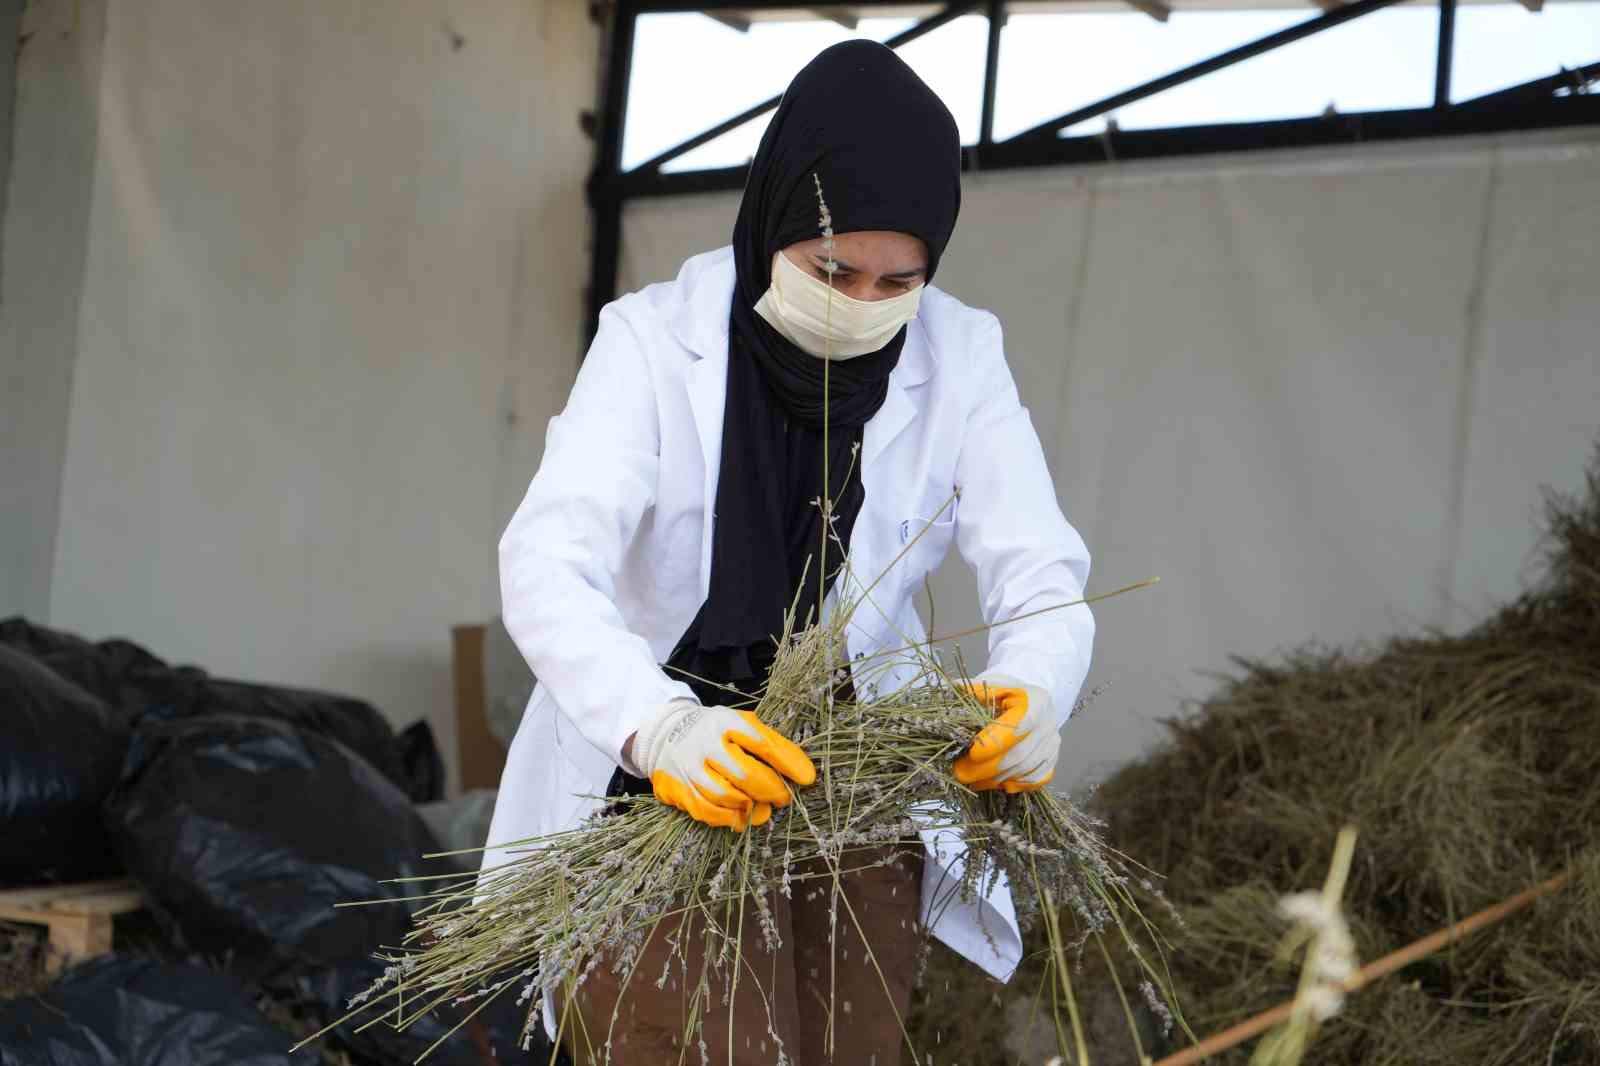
(850, 319, 933, 674)
(862, 380, 913, 473)
(669, 253, 735, 600)
(685, 350, 726, 599)
(862, 317, 932, 471)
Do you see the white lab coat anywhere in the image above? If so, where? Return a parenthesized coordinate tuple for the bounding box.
(485, 246, 1094, 1031)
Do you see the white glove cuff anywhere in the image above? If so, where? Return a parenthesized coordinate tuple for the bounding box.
(629, 698, 701, 777)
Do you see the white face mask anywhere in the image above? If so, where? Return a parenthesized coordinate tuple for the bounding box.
(753, 250, 923, 360)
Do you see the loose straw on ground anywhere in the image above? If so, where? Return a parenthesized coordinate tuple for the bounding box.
(1153, 869, 1574, 1066)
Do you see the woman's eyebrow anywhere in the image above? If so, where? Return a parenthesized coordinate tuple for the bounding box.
(807, 254, 925, 280)
(809, 254, 857, 272)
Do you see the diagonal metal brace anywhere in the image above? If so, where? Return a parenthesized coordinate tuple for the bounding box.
(1003, 0, 1405, 144)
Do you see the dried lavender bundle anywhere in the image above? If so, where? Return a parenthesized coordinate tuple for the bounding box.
(303, 181, 1180, 1066)
(301, 578, 1182, 1065)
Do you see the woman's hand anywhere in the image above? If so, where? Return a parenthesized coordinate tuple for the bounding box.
(631, 700, 816, 831)
(952, 675, 1059, 793)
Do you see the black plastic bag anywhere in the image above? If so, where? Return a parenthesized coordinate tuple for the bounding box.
(278, 957, 565, 1066)
(105, 713, 442, 982)
(0, 617, 201, 715)
(0, 954, 295, 1066)
(397, 718, 446, 804)
(0, 646, 129, 883)
(0, 618, 428, 801)
(167, 679, 413, 799)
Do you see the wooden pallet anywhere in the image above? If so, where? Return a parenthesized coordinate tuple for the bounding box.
(0, 878, 145, 973)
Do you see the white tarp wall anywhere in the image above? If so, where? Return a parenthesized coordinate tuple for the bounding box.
(2, 0, 598, 792)
(620, 129, 1600, 789)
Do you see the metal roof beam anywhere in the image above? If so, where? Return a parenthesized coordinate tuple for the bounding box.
(1434, 0, 1455, 107)
(586, 0, 637, 341)
(621, 95, 1600, 199)
(978, 0, 1005, 145)
(1455, 56, 1599, 107)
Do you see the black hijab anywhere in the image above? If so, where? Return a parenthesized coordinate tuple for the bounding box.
(666, 41, 962, 710)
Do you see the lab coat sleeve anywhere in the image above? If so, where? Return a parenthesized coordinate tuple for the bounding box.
(952, 313, 1095, 727)
(498, 301, 696, 767)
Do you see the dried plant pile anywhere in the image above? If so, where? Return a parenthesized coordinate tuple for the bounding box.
(309, 585, 1181, 1063)
(1055, 448, 1600, 1065)
(0, 924, 47, 1002)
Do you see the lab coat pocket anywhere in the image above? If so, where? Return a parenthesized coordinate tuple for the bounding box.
(897, 494, 959, 586)
(551, 698, 613, 785)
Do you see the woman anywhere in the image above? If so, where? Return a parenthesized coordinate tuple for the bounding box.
(487, 40, 1094, 1064)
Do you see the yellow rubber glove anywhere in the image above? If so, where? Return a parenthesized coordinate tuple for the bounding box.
(632, 699, 816, 831)
(952, 674, 1059, 793)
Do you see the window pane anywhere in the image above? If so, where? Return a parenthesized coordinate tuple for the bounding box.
(624, 14, 916, 171)
(1086, 7, 1438, 135)
(1451, 0, 1600, 103)
(996, 7, 1438, 141)
(662, 112, 770, 174)
(653, 13, 989, 172)
(995, 9, 1305, 141)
